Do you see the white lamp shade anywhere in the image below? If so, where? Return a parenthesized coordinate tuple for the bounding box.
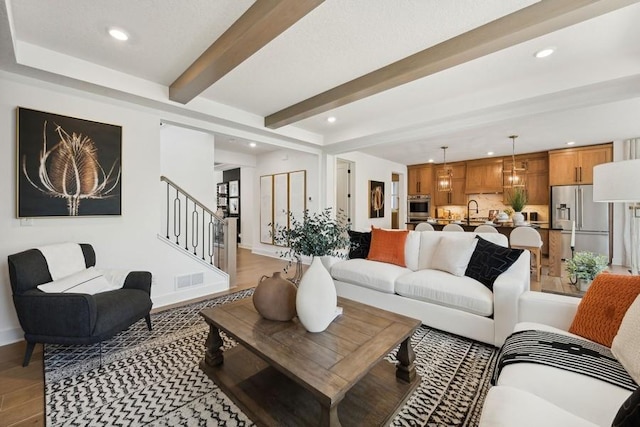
(593, 159, 640, 202)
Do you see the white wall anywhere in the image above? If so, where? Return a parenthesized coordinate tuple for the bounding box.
(160, 125, 216, 209)
(0, 74, 229, 345)
(331, 152, 407, 232)
(251, 149, 320, 258)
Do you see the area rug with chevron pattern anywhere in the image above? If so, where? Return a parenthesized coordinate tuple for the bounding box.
(44, 289, 497, 426)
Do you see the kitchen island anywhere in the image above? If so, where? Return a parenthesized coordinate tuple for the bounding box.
(406, 221, 563, 277)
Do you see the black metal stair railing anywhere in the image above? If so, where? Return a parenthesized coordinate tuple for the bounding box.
(160, 176, 227, 269)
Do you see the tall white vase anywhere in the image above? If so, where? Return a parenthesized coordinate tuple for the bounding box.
(296, 257, 337, 333)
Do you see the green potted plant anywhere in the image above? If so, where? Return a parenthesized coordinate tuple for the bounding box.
(507, 188, 527, 224)
(271, 208, 350, 283)
(565, 251, 608, 291)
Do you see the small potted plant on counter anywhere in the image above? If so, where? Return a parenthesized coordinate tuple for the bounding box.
(507, 188, 527, 225)
(566, 251, 608, 292)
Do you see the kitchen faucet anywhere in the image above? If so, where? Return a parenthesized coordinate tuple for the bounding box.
(467, 199, 479, 222)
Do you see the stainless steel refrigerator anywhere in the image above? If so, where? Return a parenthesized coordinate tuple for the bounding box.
(551, 185, 610, 261)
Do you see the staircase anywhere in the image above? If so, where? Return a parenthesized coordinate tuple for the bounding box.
(160, 176, 236, 285)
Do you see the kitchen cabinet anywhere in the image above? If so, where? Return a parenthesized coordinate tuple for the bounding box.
(433, 162, 466, 206)
(503, 152, 549, 205)
(549, 144, 612, 186)
(408, 164, 433, 195)
(465, 158, 503, 194)
(538, 229, 549, 256)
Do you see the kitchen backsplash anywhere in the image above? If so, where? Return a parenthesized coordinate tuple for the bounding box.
(436, 193, 549, 222)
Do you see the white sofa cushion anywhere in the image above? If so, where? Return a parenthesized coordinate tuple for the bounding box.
(417, 231, 442, 270)
(612, 294, 640, 384)
(416, 231, 508, 271)
(404, 230, 421, 271)
(498, 322, 632, 426)
(430, 236, 478, 276)
(395, 269, 493, 316)
(480, 386, 599, 427)
(330, 258, 411, 294)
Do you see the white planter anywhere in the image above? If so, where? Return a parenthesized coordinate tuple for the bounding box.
(512, 211, 525, 225)
(578, 278, 593, 292)
(296, 257, 337, 333)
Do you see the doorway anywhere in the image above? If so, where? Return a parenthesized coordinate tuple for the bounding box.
(391, 173, 400, 229)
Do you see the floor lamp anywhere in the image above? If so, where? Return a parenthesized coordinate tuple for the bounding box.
(593, 159, 640, 275)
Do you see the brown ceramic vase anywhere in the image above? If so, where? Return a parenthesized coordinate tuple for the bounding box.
(252, 271, 297, 321)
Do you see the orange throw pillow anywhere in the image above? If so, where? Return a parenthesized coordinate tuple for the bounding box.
(569, 274, 640, 347)
(367, 227, 409, 267)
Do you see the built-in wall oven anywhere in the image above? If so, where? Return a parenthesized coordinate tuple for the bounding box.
(408, 195, 431, 221)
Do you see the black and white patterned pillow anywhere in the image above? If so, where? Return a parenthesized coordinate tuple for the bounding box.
(613, 387, 640, 427)
(348, 230, 371, 259)
(465, 236, 523, 291)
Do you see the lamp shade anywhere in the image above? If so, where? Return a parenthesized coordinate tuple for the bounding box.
(593, 159, 640, 202)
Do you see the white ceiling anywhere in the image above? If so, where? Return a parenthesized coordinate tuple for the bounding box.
(2, 0, 640, 164)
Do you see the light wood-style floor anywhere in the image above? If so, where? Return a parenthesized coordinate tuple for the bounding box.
(0, 248, 626, 426)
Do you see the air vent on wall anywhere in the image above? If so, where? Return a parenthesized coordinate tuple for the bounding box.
(175, 272, 205, 290)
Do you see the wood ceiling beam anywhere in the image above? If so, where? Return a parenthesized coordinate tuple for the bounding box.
(265, 0, 639, 129)
(169, 0, 324, 104)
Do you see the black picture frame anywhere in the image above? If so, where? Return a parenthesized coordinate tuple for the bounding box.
(229, 197, 239, 215)
(369, 180, 385, 218)
(229, 180, 239, 197)
(17, 107, 122, 217)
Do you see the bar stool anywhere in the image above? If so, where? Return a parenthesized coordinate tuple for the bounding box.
(415, 222, 435, 231)
(474, 224, 498, 233)
(510, 226, 543, 281)
(442, 223, 464, 232)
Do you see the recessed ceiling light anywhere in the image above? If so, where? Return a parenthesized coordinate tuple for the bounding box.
(249, 142, 257, 148)
(428, 159, 434, 163)
(327, 116, 336, 123)
(108, 27, 129, 41)
(535, 47, 555, 58)
(567, 141, 576, 146)
(487, 151, 494, 156)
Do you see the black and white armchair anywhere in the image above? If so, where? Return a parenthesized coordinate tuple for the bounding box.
(8, 243, 153, 366)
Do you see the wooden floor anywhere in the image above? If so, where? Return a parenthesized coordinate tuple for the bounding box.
(0, 248, 626, 426)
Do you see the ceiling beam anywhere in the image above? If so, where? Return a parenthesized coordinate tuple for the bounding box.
(169, 0, 324, 104)
(265, 0, 639, 129)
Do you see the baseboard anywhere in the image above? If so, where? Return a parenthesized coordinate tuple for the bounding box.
(0, 327, 24, 347)
(152, 280, 229, 309)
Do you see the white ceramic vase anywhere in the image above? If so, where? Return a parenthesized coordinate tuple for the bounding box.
(512, 211, 525, 225)
(296, 257, 337, 333)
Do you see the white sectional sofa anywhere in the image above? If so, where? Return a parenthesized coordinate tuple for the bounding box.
(480, 291, 636, 427)
(330, 230, 531, 347)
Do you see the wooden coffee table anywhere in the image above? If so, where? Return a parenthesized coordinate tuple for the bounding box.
(199, 296, 421, 427)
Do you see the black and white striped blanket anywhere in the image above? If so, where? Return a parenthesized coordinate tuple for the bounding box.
(493, 329, 637, 391)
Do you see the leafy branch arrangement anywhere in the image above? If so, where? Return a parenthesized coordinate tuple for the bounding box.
(566, 251, 608, 280)
(507, 187, 528, 212)
(271, 208, 351, 271)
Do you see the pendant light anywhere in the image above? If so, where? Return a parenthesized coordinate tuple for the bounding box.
(503, 135, 526, 189)
(437, 146, 453, 192)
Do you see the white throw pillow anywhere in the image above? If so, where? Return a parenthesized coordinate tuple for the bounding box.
(430, 236, 478, 276)
(38, 267, 113, 295)
(417, 231, 442, 270)
(404, 230, 421, 271)
(611, 294, 640, 384)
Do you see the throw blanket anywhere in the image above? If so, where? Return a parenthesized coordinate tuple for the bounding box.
(493, 329, 637, 391)
(37, 242, 86, 280)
